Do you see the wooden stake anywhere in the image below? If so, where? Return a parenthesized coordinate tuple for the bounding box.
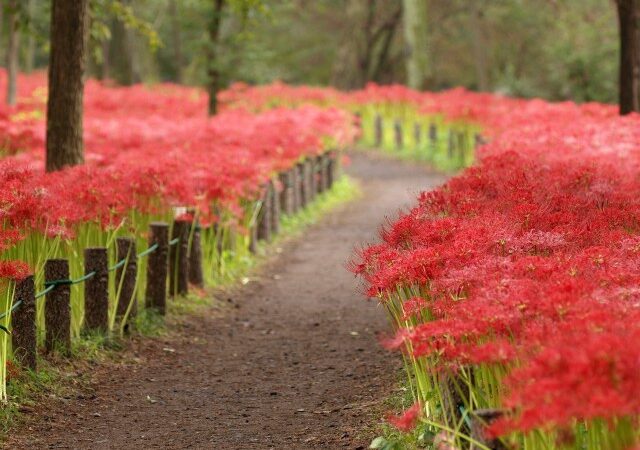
(84, 247, 109, 333)
(12, 275, 36, 370)
(44, 259, 71, 354)
(146, 222, 169, 314)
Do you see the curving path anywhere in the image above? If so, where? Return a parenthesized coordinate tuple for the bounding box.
(6, 152, 446, 450)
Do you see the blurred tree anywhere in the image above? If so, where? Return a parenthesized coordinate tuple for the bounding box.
(615, 0, 640, 114)
(46, 0, 88, 171)
(0, 0, 625, 107)
(402, 0, 428, 89)
(331, 0, 402, 89)
(5, 0, 20, 105)
(207, 0, 225, 114)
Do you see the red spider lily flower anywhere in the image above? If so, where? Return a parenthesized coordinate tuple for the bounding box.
(386, 402, 422, 432)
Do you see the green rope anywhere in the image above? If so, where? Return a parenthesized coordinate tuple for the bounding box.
(0, 300, 22, 321)
(136, 243, 159, 258)
(4, 239, 170, 319)
(44, 270, 97, 287)
(108, 259, 127, 272)
(35, 284, 55, 299)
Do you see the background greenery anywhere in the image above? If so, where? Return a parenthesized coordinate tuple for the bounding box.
(1, 0, 621, 103)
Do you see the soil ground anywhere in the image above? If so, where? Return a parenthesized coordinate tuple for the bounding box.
(5, 152, 445, 450)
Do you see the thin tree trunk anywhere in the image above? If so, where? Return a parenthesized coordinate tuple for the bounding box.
(46, 0, 88, 172)
(24, 0, 35, 73)
(471, 3, 489, 92)
(402, 0, 428, 89)
(6, 0, 20, 106)
(169, 0, 183, 83)
(101, 38, 110, 80)
(616, 0, 640, 114)
(207, 0, 225, 115)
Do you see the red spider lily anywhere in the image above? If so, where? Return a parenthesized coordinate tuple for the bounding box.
(386, 402, 422, 432)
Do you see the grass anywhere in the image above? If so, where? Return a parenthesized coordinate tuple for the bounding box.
(0, 173, 360, 438)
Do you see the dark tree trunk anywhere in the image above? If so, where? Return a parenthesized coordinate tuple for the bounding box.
(616, 0, 640, 114)
(207, 0, 225, 115)
(24, 0, 35, 73)
(46, 0, 88, 172)
(169, 0, 183, 83)
(6, 0, 20, 106)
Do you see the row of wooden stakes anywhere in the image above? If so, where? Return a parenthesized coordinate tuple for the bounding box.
(372, 114, 483, 161)
(9, 151, 339, 373)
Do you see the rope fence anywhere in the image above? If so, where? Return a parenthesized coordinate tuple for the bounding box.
(5, 151, 340, 373)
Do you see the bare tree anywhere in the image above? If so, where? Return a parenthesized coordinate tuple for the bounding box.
(46, 0, 89, 172)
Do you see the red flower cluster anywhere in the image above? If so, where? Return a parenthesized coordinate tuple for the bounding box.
(0, 71, 357, 271)
(348, 86, 640, 436)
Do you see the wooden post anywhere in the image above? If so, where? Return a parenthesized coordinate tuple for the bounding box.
(295, 162, 305, 210)
(116, 237, 137, 330)
(394, 120, 403, 150)
(257, 183, 272, 242)
(414, 122, 421, 149)
(475, 133, 485, 148)
(374, 114, 383, 147)
(189, 224, 204, 288)
(327, 152, 337, 189)
(313, 155, 322, 195)
(470, 409, 507, 450)
(319, 154, 330, 193)
(457, 132, 466, 166)
(12, 275, 37, 370)
(84, 247, 109, 333)
(429, 123, 438, 155)
(304, 159, 314, 202)
(146, 222, 169, 314)
(45, 259, 71, 354)
(279, 170, 295, 216)
(170, 219, 189, 296)
(270, 179, 281, 236)
(298, 161, 309, 209)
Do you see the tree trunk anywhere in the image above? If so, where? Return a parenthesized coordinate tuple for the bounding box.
(402, 0, 429, 89)
(169, 0, 183, 83)
(616, 0, 640, 114)
(24, 0, 36, 73)
(471, 3, 489, 92)
(6, 0, 20, 106)
(101, 38, 110, 80)
(46, 0, 88, 172)
(207, 0, 225, 115)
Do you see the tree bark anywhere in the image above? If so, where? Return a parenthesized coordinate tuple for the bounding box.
(402, 0, 429, 89)
(207, 0, 225, 115)
(24, 0, 35, 73)
(46, 0, 88, 172)
(616, 0, 640, 114)
(6, 0, 20, 106)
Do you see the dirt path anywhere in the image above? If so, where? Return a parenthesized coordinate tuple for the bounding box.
(6, 153, 445, 450)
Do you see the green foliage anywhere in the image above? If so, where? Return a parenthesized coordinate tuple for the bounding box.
(1, 0, 623, 104)
(90, 0, 161, 52)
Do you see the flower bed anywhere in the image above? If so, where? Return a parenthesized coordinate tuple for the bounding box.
(347, 87, 640, 448)
(0, 71, 356, 401)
